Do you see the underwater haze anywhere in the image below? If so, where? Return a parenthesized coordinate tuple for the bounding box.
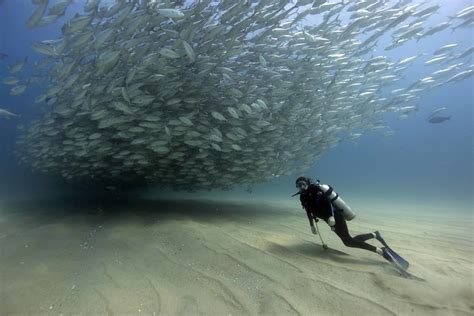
(0, 0, 473, 315)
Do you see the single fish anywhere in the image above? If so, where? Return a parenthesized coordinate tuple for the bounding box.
(0, 108, 19, 119)
(429, 107, 447, 117)
(9, 58, 28, 73)
(157, 8, 185, 19)
(428, 116, 450, 124)
(27, 2, 48, 28)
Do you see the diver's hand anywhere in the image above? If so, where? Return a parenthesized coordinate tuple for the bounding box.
(328, 216, 336, 227)
(328, 216, 336, 232)
(311, 225, 317, 235)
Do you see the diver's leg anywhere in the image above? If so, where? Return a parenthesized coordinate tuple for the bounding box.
(354, 231, 391, 248)
(353, 233, 376, 243)
(333, 213, 406, 268)
(373, 231, 389, 247)
(333, 213, 377, 252)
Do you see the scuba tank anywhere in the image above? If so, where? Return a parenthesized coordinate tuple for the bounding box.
(316, 181, 356, 221)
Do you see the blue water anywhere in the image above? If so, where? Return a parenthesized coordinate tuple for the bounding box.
(0, 0, 472, 211)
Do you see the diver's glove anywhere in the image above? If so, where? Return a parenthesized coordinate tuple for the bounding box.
(328, 216, 336, 231)
(311, 225, 317, 235)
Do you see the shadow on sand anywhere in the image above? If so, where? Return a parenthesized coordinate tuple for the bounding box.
(267, 241, 426, 280)
(0, 196, 295, 227)
(1, 197, 426, 281)
(268, 241, 383, 267)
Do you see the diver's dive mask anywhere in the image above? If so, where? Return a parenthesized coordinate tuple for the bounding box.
(296, 180, 309, 192)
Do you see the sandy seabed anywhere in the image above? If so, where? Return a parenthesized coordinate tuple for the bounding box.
(0, 197, 472, 316)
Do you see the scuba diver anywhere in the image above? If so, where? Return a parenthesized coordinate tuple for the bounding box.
(293, 176, 409, 271)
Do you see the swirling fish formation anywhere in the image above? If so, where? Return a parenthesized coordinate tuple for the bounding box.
(4, 0, 473, 190)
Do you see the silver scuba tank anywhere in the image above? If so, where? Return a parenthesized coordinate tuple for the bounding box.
(316, 182, 356, 221)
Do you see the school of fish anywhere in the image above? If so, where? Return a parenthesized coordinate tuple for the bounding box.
(2, 0, 473, 191)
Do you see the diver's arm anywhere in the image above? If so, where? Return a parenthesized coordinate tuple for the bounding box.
(328, 203, 336, 231)
(320, 190, 333, 207)
(323, 198, 336, 231)
(318, 190, 336, 229)
(306, 210, 318, 234)
(306, 209, 314, 227)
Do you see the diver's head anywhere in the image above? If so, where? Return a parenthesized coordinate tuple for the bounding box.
(295, 176, 311, 192)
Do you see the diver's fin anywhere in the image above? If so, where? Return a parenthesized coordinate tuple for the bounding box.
(376, 232, 409, 270)
(382, 247, 409, 271)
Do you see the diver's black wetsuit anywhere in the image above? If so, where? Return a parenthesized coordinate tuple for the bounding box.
(300, 184, 376, 252)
